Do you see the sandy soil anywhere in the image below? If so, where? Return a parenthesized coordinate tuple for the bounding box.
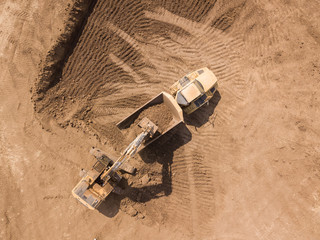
(1, 0, 320, 239)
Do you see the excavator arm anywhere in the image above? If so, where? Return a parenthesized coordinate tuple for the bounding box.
(101, 118, 157, 180)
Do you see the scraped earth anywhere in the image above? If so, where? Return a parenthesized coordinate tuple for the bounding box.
(1, 0, 320, 239)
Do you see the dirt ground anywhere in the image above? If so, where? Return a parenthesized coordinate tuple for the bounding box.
(1, 0, 320, 239)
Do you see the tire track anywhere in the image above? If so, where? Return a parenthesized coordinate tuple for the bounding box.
(240, 1, 303, 70)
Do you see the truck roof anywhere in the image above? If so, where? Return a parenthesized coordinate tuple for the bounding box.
(180, 83, 202, 103)
(176, 68, 217, 105)
(196, 69, 217, 92)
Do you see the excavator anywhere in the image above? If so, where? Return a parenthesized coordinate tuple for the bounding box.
(72, 67, 218, 210)
(72, 117, 158, 210)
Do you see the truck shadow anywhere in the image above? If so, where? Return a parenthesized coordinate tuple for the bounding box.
(183, 90, 221, 128)
(97, 123, 192, 218)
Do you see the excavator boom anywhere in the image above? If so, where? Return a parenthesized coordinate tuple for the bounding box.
(103, 118, 157, 178)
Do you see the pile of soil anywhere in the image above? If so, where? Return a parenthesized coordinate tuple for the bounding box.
(90, 103, 173, 151)
(91, 122, 126, 151)
(32, 0, 95, 98)
(131, 103, 173, 134)
(120, 103, 173, 146)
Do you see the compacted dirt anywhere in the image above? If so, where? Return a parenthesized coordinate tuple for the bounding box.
(1, 0, 320, 239)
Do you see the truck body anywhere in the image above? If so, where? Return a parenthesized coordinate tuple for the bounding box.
(116, 91, 184, 152)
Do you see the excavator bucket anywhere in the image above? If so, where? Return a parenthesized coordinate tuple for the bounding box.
(117, 92, 184, 151)
(138, 117, 158, 137)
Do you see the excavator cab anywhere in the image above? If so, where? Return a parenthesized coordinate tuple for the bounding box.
(71, 152, 123, 210)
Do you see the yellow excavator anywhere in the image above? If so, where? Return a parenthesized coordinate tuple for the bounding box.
(72, 67, 218, 210)
(72, 118, 158, 210)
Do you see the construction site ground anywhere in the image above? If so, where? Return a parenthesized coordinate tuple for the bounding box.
(1, 0, 320, 239)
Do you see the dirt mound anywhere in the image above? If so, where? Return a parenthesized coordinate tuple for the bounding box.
(91, 122, 126, 151)
(33, 0, 96, 98)
(90, 102, 173, 151)
(29, 0, 272, 237)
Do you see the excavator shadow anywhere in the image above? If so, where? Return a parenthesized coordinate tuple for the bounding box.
(97, 92, 219, 218)
(184, 90, 221, 128)
(97, 123, 192, 218)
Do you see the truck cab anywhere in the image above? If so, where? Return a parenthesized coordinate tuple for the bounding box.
(170, 67, 218, 114)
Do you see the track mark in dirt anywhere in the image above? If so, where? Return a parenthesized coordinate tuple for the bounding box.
(40, 165, 56, 171)
(239, 1, 304, 70)
(236, 158, 317, 239)
(165, 135, 221, 236)
(210, 0, 247, 31)
(154, 0, 218, 23)
(43, 194, 67, 200)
